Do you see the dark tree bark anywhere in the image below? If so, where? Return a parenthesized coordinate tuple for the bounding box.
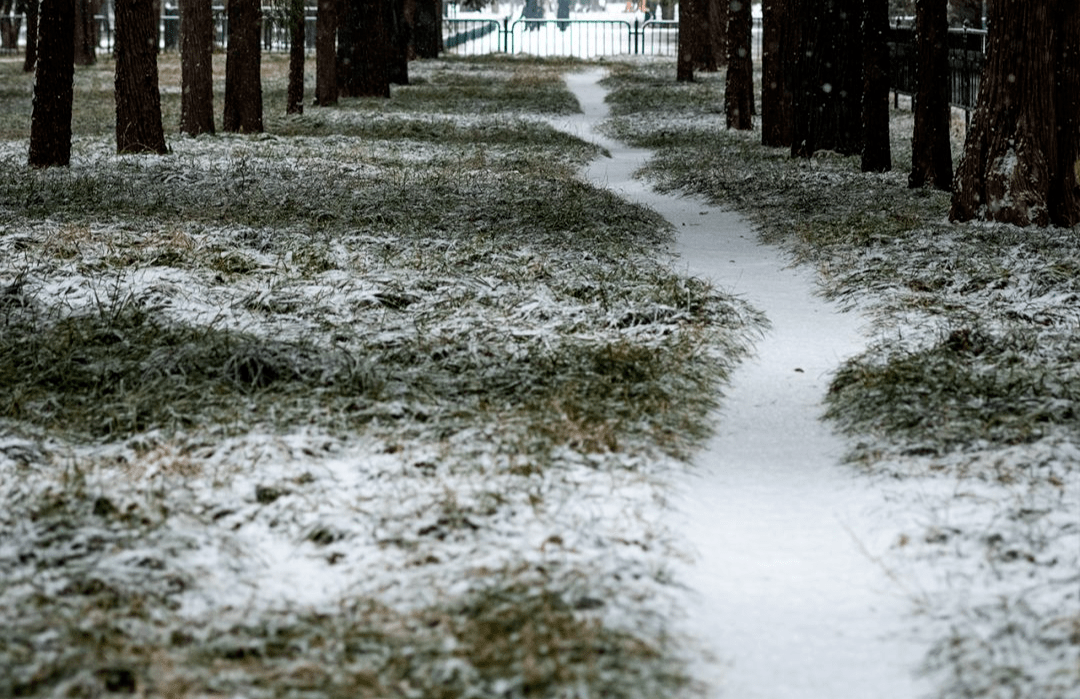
(724, 0, 753, 130)
(287, 0, 305, 114)
(701, 0, 726, 70)
(0, 0, 22, 50)
(861, 0, 892, 172)
(29, 0, 74, 167)
(951, 0, 1080, 226)
(73, 0, 96, 64)
(908, 0, 952, 188)
(223, 0, 263, 132)
(676, 0, 700, 81)
(389, 0, 409, 86)
(115, 0, 167, 153)
(406, 0, 440, 58)
(338, 0, 392, 98)
(315, 0, 338, 105)
(761, 0, 793, 146)
(790, 0, 863, 158)
(23, 0, 39, 72)
(180, 0, 214, 135)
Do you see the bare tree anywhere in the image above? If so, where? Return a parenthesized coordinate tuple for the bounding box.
(115, 0, 167, 154)
(180, 0, 214, 135)
(862, 0, 892, 172)
(223, 0, 263, 132)
(950, 0, 1080, 226)
(724, 0, 753, 130)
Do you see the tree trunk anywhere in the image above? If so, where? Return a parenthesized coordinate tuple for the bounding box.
(315, 0, 338, 105)
(724, 0, 753, 130)
(223, 0, 263, 132)
(1, 0, 23, 50)
(73, 0, 96, 64)
(950, 0, 1080, 226)
(338, 0, 392, 98)
(180, 0, 214, 135)
(676, 0, 698, 81)
(761, 0, 793, 147)
(702, 0, 726, 70)
(861, 0, 891, 172)
(115, 0, 167, 153)
(23, 0, 40, 72)
(29, 0, 74, 167)
(389, 0, 408, 86)
(287, 0, 305, 113)
(407, 0, 440, 59)
(908, 0, 952, 188)
(790, 0, 863, 158)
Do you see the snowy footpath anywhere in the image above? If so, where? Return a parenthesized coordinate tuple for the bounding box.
(551, 69, 932, 699)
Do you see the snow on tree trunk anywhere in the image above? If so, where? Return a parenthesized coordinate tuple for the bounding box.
(724, 0, 753, 130)
(223, 0, 263, 133)
(28, 0, 74, 167)
(950, 0, 1080, 227)
(861, 0, 891, 172)
(908, 0, 952, 189)
(115, 0, 167, 154)
(180, 0, 215, 135)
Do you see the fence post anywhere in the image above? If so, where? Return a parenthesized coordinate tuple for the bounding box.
(503, 16, 510, 53)
(632, 19, 638, 55)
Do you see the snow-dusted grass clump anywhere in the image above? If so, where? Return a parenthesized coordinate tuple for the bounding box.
(0, 57, 763, 698)
(601, 62, 1079, 699)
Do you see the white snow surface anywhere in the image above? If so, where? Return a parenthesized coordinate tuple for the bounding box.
(550, 69, 935, 699)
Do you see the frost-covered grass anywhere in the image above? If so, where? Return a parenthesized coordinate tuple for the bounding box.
(602, 62, 1080, 699)
(0, 57, 764, 698)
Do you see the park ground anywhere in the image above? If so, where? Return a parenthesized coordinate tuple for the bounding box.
(0, 53, 1077, 698)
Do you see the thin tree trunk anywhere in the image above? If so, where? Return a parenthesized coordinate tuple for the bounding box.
(23, 0, 39, 72)
(861, 0, 891, 172)
(223, 0, 263, 132)
(315, 0, 337, 105)
(180, 0, 214, 135)
(908, 0, 952, 189)
(29, 0, 74, 167)
(287, 0, 305, 113)
(115, 0, 167, 153)
(724, 0, 753, 130)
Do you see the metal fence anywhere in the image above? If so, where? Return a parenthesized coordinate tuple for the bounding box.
(443, 17, 682, 58)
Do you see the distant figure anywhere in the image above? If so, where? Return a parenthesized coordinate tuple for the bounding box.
(557, 0, 571, 30)
(522, 0, 544, 30)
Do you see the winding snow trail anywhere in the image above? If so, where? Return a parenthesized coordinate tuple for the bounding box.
(551, 69, 931, 699)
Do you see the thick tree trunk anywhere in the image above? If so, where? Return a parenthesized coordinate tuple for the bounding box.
(761, 0, 792, 147)
(407, 0, 440, 59)
(338, 0, 392, 98)
(861, 0, 891, 172)
(791, 0, 863, 158)
(701, 0, 725, 70)
(389, 0, 408, 86)
(724, 0, 753, 130)
(73, 0, 96, 65)
(950, 0, 1079, 226)
(23, 0, 39, 72)
(676, 0, 698, 81)
(180, 0, 214, 135)
(908, 0, 952, 188)
(223, 0, 263, 132)
(315, 0, 338, 105)
(29, 0, 74, 167)
(287, 0, 305, 114)
(115, 0, 167, 154)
